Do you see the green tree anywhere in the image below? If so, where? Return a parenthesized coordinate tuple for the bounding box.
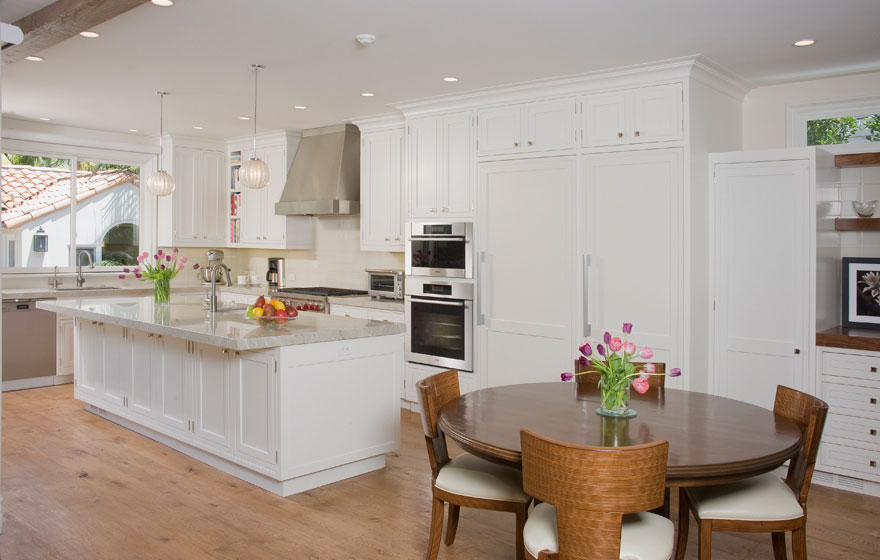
(807, 117, 859, 145)
(865, 114, 880, 142)
(2, 153, 70, 168)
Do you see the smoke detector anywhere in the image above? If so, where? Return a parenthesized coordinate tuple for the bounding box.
(355, 34, 376, 46)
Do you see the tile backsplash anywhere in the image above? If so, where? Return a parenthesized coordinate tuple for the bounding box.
(839, 165, 880, 258)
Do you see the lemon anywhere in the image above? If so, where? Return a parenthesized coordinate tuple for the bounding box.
(252, 307, 264, 317)
(271, 300, 286, 311)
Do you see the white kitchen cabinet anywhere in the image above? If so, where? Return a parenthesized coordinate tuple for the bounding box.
(330, 304, 404, 324)
(407, 111, 475, 219)
(192, 344, 232, 454)
(404, 361, 476, 403)
(477, 157, 576, 387)
(156, 335, 191, 435)
(56, 315, 75, 375)
(128, 329, 157, 419)
(581, 83, 682, 148)
(476, 98, 577, 156)
(76, 319, 104, 399)
(581, 149, 683, 372)
(171, 147, 225, 246)
(101, 325, 131, 409)
(231, 350, 278, 469)
(361, 128, 404, 251)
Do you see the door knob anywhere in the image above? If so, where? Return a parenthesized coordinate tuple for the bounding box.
(385, 237, 390, 241)
(527, 141, 533, 146)
(870, 429, 877, 436)
(442, 208, 448, 212)
(513, 142, 519, 147)
(794, 348, 801, 354)
(872, 366, 877, 373)
(634, 131, 640, 137)
(617, 132, 623, 138)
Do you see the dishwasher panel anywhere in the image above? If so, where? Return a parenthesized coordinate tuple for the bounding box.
(2, 299, 57, 382)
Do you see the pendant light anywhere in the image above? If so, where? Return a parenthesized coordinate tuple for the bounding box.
(240, 64, 271, 190)
(146, 91, 175, 196)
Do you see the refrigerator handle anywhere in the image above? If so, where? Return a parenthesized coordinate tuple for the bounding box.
(477, 251, 486, 326)
(583, 254, 591, 337)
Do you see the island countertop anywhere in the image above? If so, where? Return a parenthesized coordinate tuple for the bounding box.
(37, 295, 405, 351)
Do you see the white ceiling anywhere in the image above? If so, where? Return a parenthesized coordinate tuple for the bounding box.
(2, 0, 880, 140)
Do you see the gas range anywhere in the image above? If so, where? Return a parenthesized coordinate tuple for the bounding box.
(270, 287, 368, 314)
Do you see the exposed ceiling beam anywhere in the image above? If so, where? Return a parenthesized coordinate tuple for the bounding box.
(2, 0, 149, 64)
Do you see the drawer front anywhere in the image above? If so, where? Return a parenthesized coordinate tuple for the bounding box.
(822, 381, 880, 415)
(825, 412, 880, 447)
(819, 442, 880, 480)
(822, 351, 880, 381)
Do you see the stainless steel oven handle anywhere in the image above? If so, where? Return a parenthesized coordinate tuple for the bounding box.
(409, 235, 467, 240)
(583, 254, 591, 337)
(409, 297, 466, 307)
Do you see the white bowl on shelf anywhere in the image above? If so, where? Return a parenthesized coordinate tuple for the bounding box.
(853, 200, 878, 217)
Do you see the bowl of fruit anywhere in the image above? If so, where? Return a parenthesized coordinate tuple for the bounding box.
(245, 295, 298, 324)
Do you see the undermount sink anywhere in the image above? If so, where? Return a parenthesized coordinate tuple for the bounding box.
(54, 286, 121, 291)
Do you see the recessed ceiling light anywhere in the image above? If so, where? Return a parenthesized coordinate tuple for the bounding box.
(79, 31, 100, 38)
(128, 129, 139, 132)
(294, 105, 307, 110)
(443, 77, 459, 82)
(239, 116, 251, 120)
(39, 117, 51, 121)
(192, 126, 204, 130)
(25, 56, 44, 62)
(793, 39, 815, 47)
(361, 92, 375, 97)
(151, 0, 174, 6)
(355, 34, 376, 46)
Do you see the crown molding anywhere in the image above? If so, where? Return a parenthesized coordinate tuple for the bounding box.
(226, 129, 301, 149)
(350, 112, 405, 132)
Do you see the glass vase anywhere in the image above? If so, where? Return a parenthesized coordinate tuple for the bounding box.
(597, 382, 637, 418)
(153, 278, 171, 304)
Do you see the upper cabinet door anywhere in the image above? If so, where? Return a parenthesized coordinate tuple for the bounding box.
(172, 147, 199, 243)
(361, 128, 404, 250)
(476, 106, 521, 156)
(582, 93, 627, 148)
(199, 150, 226, 245)
(408, 117, 441, 218)
(262, 145, 288, 245)
(440, 112, 474, 217)
(239, 148, 267, 244)
(629, 83, 683, 144)
(524, 98, 576, 152)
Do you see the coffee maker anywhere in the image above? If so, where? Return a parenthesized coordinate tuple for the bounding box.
(266, 257, 286, 288)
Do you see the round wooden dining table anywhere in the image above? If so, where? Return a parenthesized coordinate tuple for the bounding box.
(437, 383, 804, 487)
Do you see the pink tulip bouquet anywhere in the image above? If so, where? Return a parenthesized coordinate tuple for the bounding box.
(561, 322, 681, 417)
(119, 248, 200, 304)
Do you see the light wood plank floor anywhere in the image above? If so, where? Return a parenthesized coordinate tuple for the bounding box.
(1, 385, 877, 559)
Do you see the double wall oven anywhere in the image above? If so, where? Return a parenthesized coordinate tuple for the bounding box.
(405, 278, 473, 372)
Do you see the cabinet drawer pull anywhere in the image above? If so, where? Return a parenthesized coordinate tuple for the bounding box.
(513, 142, 519, 147)
(794, 348, 800, 355)
(394, 237, 400, 241)
(430, 208, 436, 213)
(871, 460, 877, 468)
(385, 237, 390, 241)
(634, 130, 640, 137)
(871, 429, 877, 436)
(871, 398, 878, 404)
(527, 141, 533, 146)
(617, 132, 624, 138)
(442, 208, 448, 212)
(872, 366, 877, 373)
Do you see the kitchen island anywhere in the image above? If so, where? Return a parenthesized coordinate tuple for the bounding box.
(37, 295, 405, 496)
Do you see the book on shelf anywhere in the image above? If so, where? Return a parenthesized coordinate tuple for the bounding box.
(230, 192, 241, 217)
(230, 151, 241, 165)
(229, 218, 240, 243)
(230, 166, 240, 190)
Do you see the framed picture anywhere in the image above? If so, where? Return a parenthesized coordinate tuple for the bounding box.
(842, 257, 880, 329)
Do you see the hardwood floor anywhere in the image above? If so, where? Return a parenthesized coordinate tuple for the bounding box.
(1, 385, 877, 559)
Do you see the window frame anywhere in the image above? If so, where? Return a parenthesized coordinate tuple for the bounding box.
(1, 138, 158, 275)
(787, 95, 880, 148)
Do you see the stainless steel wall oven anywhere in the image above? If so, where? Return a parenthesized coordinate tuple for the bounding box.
(405, 222, 473, 279)
(405, 278, 473, 372)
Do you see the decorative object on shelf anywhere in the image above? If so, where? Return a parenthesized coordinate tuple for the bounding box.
(853, 200, 878, 217)
(145, 91, 175, 197)
(561, 322, 681, 418)
(32, 226, 48, 252)
(240, 64, 271, 190)
(119, 248, 199, 304)
(842, 256, 880, 329)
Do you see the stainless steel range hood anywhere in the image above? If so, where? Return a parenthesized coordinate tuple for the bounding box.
(275, 123, 360, 216)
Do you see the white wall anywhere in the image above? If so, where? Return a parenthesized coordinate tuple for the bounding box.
(742, 71, 880, 150)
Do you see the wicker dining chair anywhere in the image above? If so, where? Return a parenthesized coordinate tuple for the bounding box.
(520, 429, 674, 560)
(675, 385, 829, 560)
(416, 369, 532, 560)
(574, 360, 667, 390)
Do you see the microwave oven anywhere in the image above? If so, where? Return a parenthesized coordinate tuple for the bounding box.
(366, 269, 404, 300)
(405, 222, 473, 279)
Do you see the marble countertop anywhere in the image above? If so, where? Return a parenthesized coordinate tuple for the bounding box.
(36, 295, 405, 351)
(327, 295, 404, 312)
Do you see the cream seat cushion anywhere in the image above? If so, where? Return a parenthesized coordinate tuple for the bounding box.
(685, 473, 804, 522)
(522, 502, 674, 560)
(434, 453, 531, 503)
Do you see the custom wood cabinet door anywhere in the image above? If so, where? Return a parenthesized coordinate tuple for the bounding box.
(56, 316, 75, 375)
(712, 159, 810, 410)
(524, 98, 576, 151)
(582, 92, 627, 147)
(77, 319, 104, 399)
(440, 112, 474, 217)
(582, 149, 683, 370)
(156, 336, 191, 434)
(478, 157, 576, 387)
(262, 145, 288, 246)
(231, 351, 277, 468)
(408, 117, 440, 218)
(192, 344, 231, 452)
(172, 147, 200, 243)
(476, 106, 521, 155)
(629, 83, 683, 145)
(101, 325, 131, 408)
(129, 330, 157, 419)
(361, 128, 404, 250)
(199, 149, 225, 245)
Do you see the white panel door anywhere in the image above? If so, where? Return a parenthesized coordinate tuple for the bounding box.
(408, 117, 440, 218)
(713, 160, 810, 410)
(77, 320, 104, 399)
(582, 92, 627, 147)
(361, 129, 403, 249)
(101, 325, 131, 408)
(156, 336, 190, 434)
(129, 330, 156, 418)
(172, 147, 199, 243)
(239, 148, 268, 244)
(479, 157, 576, 387)
(629, 83, 683, 144)
(192, 344, 231, 452)
(476, 106, 521, 156)
(440, 112, 474, 217)
(199, 150, 226, 245)
(56, 316, 75, 375)
(231, 351, 277, 467)
(583, 149, 683, 365)
(525, 98, 576, 151)
(262, 145, 288, 246)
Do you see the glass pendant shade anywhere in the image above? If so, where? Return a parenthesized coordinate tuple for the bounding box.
(241, 157, 271, 189)
(146, 169, 175, 196)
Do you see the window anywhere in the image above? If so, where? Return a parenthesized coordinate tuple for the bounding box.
(807, 114, 880, 146)
(788, 96, 880, 148)
(2, 152, 142, 269)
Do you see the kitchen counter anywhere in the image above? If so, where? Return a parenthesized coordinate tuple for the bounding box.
(37, 295, 405, 351)
(2, 285, 179, 300)
(327, 295, 404, 312)
(816, 326, 880, 352)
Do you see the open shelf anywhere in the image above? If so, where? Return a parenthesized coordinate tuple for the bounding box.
(834, 217, 880, 231)
(835, 153, 880, 168)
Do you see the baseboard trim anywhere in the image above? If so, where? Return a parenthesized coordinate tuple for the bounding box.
(2, 374, 72, 392)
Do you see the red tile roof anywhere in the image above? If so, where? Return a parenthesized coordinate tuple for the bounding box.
(1, 166, 139, 229)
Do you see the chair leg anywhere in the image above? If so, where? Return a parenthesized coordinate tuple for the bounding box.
(674, 488, 690, 560)
(791, 527, 807, 560)
(698, 519, 713, 560)
(514, 502, 529, 560)
(427, 497, 444, 560)
(772, 532, 788, 560)
(444, 504, 460, 546)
